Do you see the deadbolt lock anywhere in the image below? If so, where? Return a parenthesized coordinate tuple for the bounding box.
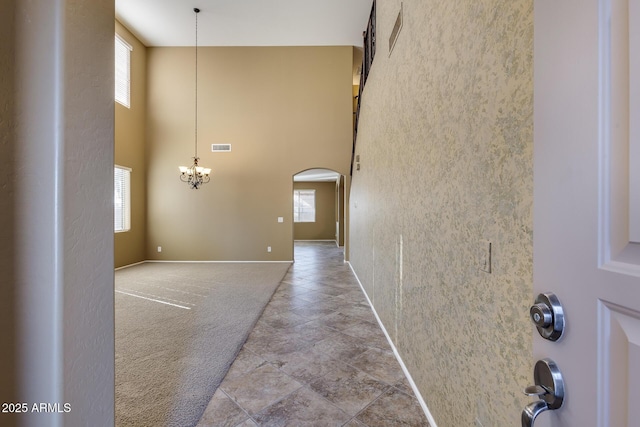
(530, 293, 564, 341)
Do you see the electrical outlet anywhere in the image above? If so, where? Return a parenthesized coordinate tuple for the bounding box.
(157, 246, 162, 253)
(277, 217, 284, 223)
(267, 246, 272, 253)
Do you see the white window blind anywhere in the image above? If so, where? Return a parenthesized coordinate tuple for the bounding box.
(115, 34, 132, 108)
(293, 189, 316, 223)
(114, 166, 131, 232)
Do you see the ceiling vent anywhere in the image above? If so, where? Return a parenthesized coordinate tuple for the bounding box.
(211, 144, 231, 152)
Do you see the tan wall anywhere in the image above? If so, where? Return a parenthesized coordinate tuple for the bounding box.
(146, 46, 353, 261)
(115, 21, 147, 268)
(293, 182, 336, 240)
(349, 1, 533, 426)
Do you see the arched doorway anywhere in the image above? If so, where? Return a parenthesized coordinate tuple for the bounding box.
(292, 168, 347, 261)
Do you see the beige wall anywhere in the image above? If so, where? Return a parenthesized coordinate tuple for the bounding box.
(115, 21, 147, 268)
(293, 181, 337, 240)
(145, 46, 353, 261)
(349, 1, 533, 426)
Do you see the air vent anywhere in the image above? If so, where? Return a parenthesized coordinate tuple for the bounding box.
(211, 144, 231, 152)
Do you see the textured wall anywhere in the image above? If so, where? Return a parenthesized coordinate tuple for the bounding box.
(115, 21, 147, 268)
(349, 1, 533, 425)
(146, 46, 353, 261)
(4, 0, 115, 424)
(60, 2, 115, 423)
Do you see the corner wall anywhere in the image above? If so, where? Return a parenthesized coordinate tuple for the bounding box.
(115, 21, 147, 268)
(349, 1, 533, 425)
(2, 1, 115, 424)
(146, 46, 353, 261)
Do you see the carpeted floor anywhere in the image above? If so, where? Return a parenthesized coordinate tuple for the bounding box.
(115, 262, 291, 427)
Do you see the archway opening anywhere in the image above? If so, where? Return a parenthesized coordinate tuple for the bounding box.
(292, 168, 346, 261)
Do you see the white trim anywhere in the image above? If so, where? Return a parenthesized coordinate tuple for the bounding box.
(600, 260, 640, 278)
(114, 164, 132, 172)
(347, 261, 438, 427)
(597, 0, 612, 268)
(630, 0, 640, 243)
(145, 260, 293, 264)
(114, 260, 145, 271)
(293, 239, 342, 252)
(114, 33, 133, 51)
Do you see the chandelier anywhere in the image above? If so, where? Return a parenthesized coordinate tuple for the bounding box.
(179, 7, 211, 189)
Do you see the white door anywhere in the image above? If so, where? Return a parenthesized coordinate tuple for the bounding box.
(534, 0, 640, 426)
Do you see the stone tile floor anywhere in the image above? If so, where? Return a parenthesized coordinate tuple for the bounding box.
(197, 241, 430, 427)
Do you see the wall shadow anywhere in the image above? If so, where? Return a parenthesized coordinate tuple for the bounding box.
(0, 1, 19, 426)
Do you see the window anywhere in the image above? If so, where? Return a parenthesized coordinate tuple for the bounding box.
(115, 34, 132, 108)
(293, 189, 316, 222)
(114, 166, 131, 232)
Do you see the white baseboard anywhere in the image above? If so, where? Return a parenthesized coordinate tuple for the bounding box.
(115, 260, 293, 271)
(144, 260, 293, 264)
(347, 261, 438, 427)
(292, 239, 342, 248)
(114, 260, 146, 271)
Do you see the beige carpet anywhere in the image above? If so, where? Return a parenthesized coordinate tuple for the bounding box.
(115, 262, 291, 427)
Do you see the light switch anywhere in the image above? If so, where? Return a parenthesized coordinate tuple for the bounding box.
(277, 217, 284, 223)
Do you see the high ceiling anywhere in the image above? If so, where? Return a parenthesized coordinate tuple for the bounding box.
(115, 0, 374, 47)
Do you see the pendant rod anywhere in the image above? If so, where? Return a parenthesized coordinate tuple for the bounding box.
(194, 7, 199, 159)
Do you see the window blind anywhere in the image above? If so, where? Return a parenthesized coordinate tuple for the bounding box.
(293, 189, 316, 223)
(115, 34, 132, 108)
(114, 166, 131, 232)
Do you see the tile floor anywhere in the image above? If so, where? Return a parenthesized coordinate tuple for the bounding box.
(197, 241, 431, 427)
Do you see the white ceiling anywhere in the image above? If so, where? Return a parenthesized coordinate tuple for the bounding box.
(115, 0, 374, 47)
(294, 169, 341, 182)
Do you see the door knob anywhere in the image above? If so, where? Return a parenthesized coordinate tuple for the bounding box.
(530, 293, 564, 341)
(521, 358, 564, 427)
